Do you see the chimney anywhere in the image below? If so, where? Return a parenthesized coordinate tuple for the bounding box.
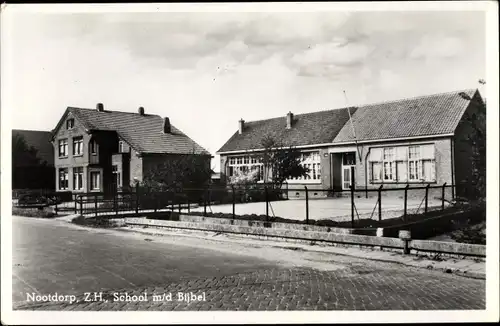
(96, 103, 104, 112)
(238, 119, 245, 134)
(286, 111, 294, 129)
(138, 106, 145, 115)
(163, 117, 171, 133)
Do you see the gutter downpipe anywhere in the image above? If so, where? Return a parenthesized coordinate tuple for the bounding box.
(364, 148, 371, 199)
(450, 137, 455, 200)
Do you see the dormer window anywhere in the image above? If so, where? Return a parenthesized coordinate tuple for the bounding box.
(66, 118, 75, 130)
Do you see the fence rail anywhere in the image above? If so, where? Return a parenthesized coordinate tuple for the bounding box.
(34, 182, 459, 227)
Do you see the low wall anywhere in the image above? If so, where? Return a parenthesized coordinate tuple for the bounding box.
(124, 217, 486, 257)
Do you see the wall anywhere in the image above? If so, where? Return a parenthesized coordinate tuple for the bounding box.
(53, 111, 92, 192)
(453, 93, 486, 199)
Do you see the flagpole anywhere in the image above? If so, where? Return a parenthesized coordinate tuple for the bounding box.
(343, 90, 362, 164)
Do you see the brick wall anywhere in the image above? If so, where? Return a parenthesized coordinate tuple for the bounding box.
(53, 111, 92, 192)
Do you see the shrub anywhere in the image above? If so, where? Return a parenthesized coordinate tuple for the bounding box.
(71, 215, 119, 228)
(13, 207, 56, 218)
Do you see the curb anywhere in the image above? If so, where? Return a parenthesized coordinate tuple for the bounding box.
(118, 224, 486, 280)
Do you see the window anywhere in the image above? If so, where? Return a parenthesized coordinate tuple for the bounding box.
(59, 168, 68, 190)
(66, 119, 74, 130)
(90, 171, 101, 191)
(369, 144, 436, 183)
(73, 136, 83, 156)
(289, 151, 321, 181)
(73, 167, 83, 190)
(408, 146, 420, 181)
(383, 147, 395, 181)
(58, 139, 68, 157)
(118, 141, 124, 153)
(112, 165, 121, 188)
(227, 155, 264, 182)
(90, 140, 98, 155)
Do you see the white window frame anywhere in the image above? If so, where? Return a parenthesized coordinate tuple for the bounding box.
(58, 139, 68, 157)
(59, 168, 69, 190)
(288, 151, 321, 182)
(73, 136, 83, 156)
(90, 171, 101, 191)
(112, 165, 121, 188)
(408, 146, 421, 181)
(118, 141, 124, 153)
(383, 147, 395, 181)
(90, 140, 98, 155)
(73, 167, 83, 190)
(227, 155, 264, 182)
(66, 119, 74, 130)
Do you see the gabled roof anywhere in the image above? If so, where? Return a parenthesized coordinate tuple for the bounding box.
(217, 108, 356, 153)
(333, 89, 479, 143)
(217, 88, 481, 153)
(54, 107, 210, 155)
(12, 129, 54, 166)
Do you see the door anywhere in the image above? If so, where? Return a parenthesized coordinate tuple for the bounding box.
(342, 166, 354, 190)
(342, 152, 356, 190)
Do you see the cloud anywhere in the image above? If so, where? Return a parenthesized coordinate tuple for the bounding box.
(409, 34, 465, 60)
(288, 40, 373, 78)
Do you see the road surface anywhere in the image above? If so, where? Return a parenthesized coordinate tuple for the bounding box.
(11, 216, 485, 310)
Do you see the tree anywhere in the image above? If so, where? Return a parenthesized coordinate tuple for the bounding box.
(12, 134, 44, 168)
(260, 135, 309, 190)
(141, 153, 213, 191)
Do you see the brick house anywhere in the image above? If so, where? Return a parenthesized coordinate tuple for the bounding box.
(50, 104, 211, 194)
(217, 89, 485, 199)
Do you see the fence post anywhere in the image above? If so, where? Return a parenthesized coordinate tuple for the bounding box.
(425, 184, 430, 214)
(135, 183, 139, 214)
(115, 191, 118, 215)
(442, 183, 447, 210)
(74, 196, 77, 214)
(95, 194, 98, 218)
(265, 186, 269, 222)
(203, 189, 207, 217)
(404, 184, 409, 221)
(304, 186, 309, 224)
(351, 166, 356, 227)
(80, 196, 83, 216)
(55, 198, 58, 214)
(378, 185, 383, 221)
(232, 185, 235, 219)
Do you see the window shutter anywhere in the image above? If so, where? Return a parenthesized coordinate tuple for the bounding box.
(369, 147, 383, 162)
(423, 160, 436, 182)
(396, 146, 408, 161)
(421, 144, 435, 160)
(372, 162, 382, 181)
(397, 161, 408, 182)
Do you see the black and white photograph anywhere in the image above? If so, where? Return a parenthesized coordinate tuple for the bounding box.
(1, 2, 498, 324)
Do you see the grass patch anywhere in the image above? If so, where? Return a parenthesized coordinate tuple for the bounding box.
(71, 215, 120, 228)
(12, 207, 57, 218)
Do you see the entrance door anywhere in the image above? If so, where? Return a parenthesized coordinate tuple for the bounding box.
(342, 166, 354, 190)
(342, 152, 356, 190)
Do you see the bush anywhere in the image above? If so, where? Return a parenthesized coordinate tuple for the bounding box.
(12, 207, 56, 218)
(450, 222, 486, 245)
(146, 211, 180, 221)
(71, 215, 119, 228)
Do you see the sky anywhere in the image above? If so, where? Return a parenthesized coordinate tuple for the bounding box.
(3, 6, 488, 172)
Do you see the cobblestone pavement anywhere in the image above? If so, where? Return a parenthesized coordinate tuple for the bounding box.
(15, 265, 485, 311)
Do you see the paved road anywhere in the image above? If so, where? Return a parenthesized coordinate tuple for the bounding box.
(12, 216, 485, 311)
